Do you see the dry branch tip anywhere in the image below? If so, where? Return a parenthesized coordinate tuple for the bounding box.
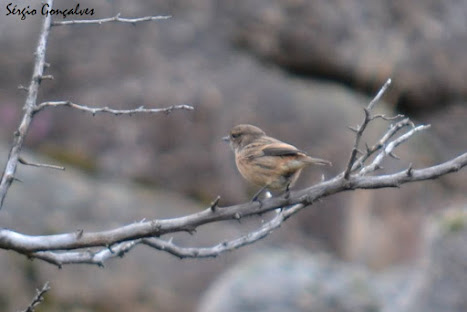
(20, 281, 51, 312)
(210, 195, 221, 212)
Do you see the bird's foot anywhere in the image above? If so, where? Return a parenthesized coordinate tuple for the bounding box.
(250, 186, 267, 204)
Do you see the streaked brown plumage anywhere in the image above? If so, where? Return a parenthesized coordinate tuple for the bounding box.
(223, 124, 331, 199)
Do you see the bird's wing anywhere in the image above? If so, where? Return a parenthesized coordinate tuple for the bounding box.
(261, 142, 306, 157)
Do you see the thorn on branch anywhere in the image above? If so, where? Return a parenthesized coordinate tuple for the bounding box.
(18, 85, 29, 92)
(406, 163, 413, 177)
(183, 226, 196, 235)
(41, 75, 54, 81)
(167, 237, 173, 244)
(19, 156, 65, 171)
(209, 195, 221, 212)
(75, 229, 84, 239)
(389, 152, 400, 160)
(347, 126, 359, 133)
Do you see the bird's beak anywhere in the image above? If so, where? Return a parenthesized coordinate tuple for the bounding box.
(222, 135, 230, 142)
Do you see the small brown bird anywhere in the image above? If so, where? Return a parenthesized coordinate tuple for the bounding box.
(223, 124, 331, 200)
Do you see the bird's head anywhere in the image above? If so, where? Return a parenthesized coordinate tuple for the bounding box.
(223, 124, 266, 152)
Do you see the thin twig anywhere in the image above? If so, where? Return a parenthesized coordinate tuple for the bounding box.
(20, 281, 51, 312)
(344, 78, 392, 179)
(350, 118, 413, 173)
(359, 125, 431, 176)
(142, 204, 304, 259)
(370, 113, 404, 121)
(52, 13, 171, 26)
(19, 157, 65, 171)
(0, 0, 54, 210)
(40, 75, 54, 81)
(368, 78, 392, 110)
(35, 101, 194, 116)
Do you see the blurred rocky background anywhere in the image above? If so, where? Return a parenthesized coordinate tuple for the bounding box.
(0, 0, 466, 311)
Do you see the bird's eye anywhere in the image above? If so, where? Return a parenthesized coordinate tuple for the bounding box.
(231, 133, 240, 139)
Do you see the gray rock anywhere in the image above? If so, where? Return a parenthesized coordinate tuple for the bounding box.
(401, 208, 467, 312)
(198, 249, 380, 312)
(226, 0, 467, 112)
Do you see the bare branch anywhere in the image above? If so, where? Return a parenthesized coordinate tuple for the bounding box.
(142, 204, 306, 259)
(359, 124, 431, 175)
(142, 208, 294, 258)
(30, 240, 141, 267)
(18, 157, 65, 171)
(0, 0, 54, 210)
(34, 101, 194, 116)
(1, 0, 465, 271)
(350, 118, 414, 173)
(52, 13, 171, 27)
(19, 281, 51, 312)
(0, 152, 465, 266)
(344, 78, 392, 179)
(32, 203, 304, 263)
(0, 2, 179, 211)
